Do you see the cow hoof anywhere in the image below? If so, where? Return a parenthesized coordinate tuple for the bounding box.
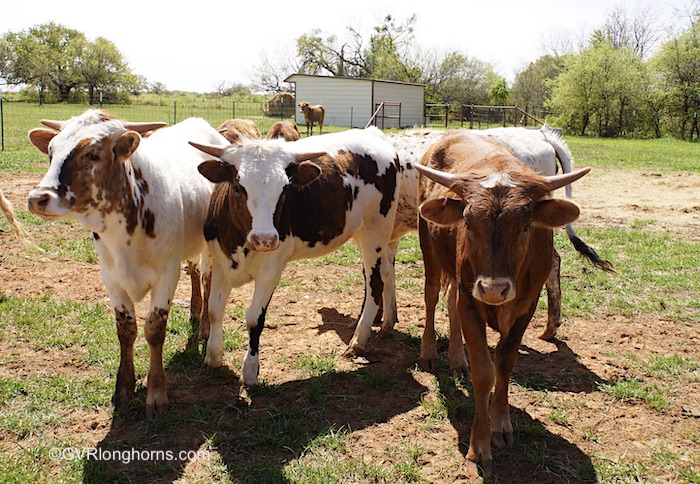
(145, 401, 169, 420)
(491, 431, 515, 448)
(203, 352, 223, 368)
(464, 458, 492, 479)
(418, 356, 436, 373)
(343, 345, 364, 359)
(111, 391, 134, 412)
(539, 327, 558, 340)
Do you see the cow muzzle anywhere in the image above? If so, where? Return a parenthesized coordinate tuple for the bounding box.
(247, 232, 280, 252)
(27, 188, 63, 219)
(473, 276, 515, 305)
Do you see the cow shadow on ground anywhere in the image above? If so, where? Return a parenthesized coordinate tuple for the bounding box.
(84, 318, 599, 483)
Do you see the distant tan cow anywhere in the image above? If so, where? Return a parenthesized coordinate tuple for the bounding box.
(217, 119, 261, 143)
(298, 102, 324, 136)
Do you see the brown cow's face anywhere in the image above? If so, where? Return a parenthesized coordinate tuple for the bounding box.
(420, 171, 581, 306)
(27, 113, 141, 232)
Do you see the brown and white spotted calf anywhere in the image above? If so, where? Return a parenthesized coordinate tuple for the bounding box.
(190, 127, 400, 385)
(27, 110, 229, 418)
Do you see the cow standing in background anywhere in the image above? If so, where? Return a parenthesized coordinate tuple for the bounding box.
(298, 101, 325, 136)
(27, 110, 229, 418)
(416, 129, 590, 478)
(191, 127, 400, 386)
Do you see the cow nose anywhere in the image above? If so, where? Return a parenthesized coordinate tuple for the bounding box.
(474, 277, 514, 305)
(248, 233, 279, 252)
(27, 191, 52, 214)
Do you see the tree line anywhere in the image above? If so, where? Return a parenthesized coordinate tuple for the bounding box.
(2, 3, 700, 140)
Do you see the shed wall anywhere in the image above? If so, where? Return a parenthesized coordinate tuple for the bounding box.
(289, 75, 425, 129)
(294, 78, 372, 129)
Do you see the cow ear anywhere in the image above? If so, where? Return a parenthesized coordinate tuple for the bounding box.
(532, 199, 580, 228)
(287, 161, 321, 186)
(28, 129, 55, 155)
(198, 160, 238, 183)
(419, 198, 465, 226)
(114, 131, 141, 161)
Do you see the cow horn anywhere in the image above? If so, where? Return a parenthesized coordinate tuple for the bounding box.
(413, 163, 465, 194)
(123, 122, 168, 134)
(40, 119, 63, 131)
(545, 167, 591, 192)
(294, 152, 326, 162)
(189, 141, 227, 158)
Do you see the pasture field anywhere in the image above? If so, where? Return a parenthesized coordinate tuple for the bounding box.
(1, 123, 699, 483)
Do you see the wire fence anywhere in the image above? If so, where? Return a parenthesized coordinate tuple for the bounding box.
(1, 97, 552, 152)
(0, 98, 291, 151)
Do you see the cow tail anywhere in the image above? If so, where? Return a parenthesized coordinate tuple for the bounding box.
(542, 127, 574, 199)
(0, 188, 42, 251)
(566, 224, 614, 272)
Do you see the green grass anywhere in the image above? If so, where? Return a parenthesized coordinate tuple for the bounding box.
(2, 133, 700, 482)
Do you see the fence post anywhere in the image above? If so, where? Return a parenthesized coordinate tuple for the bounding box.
(469, 105, 474, 130)
(0, 94, 4, 151)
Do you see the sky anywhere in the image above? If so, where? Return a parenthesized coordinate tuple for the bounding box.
(0, 0, 694, 93)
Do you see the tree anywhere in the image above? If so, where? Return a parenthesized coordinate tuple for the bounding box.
(489, 77, 510, 106)
(79, 37, 131, 104)
(548, 38, 647, 136)
(650, 18, 700, 140)
(603, 3, 661, 59)
(511, 55, 563, 121)
(424, 50, 496, 105)
(294, 14, 420, 81)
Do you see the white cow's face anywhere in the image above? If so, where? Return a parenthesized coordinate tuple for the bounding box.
(196, 138, 323, 252)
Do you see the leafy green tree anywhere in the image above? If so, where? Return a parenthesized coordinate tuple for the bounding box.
(295, 14, 420, 82)
(424, 51, 496, 105)
(511, 55, 563, 122)
(79, 37, 131, 104)
(489, 77, 510, 106)
(650, 19, 700, 140)
(548, 36, 647, 136)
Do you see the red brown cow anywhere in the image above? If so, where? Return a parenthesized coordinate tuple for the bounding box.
(298, 101, 325, 136)
(416, 130, 590, 478)
(266, 120, 300, 141)
(217, 118, 261, 143)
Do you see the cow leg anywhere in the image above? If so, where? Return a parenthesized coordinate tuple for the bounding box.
(379, 239, 399, 333)
(319, 120, 323, 135)
(446, 282, 469, 375)
(186, 259, 202, 349)
(241, 264, 284, 386)
(418, 232, 442, 371)
(112, 302, 137, 411)
(489, 307, 535, 451)
(458, 289, 495, 479)
(349, 249, 392, 353)
(204, 262, 232, 368)
(199, 250, 213, 341)
(540, 249, 562, 340)
(143, 266, 180, 419)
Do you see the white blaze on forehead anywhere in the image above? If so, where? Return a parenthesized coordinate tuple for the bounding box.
(481, 172, 517, 189)
(221, 138, 294, 234)
(39, 112, 127, 190)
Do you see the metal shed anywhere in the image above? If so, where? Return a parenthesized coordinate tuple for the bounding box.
(285, 74, 425, 129)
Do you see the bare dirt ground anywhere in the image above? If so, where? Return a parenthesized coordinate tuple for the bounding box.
(1, 167, 699, 483)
